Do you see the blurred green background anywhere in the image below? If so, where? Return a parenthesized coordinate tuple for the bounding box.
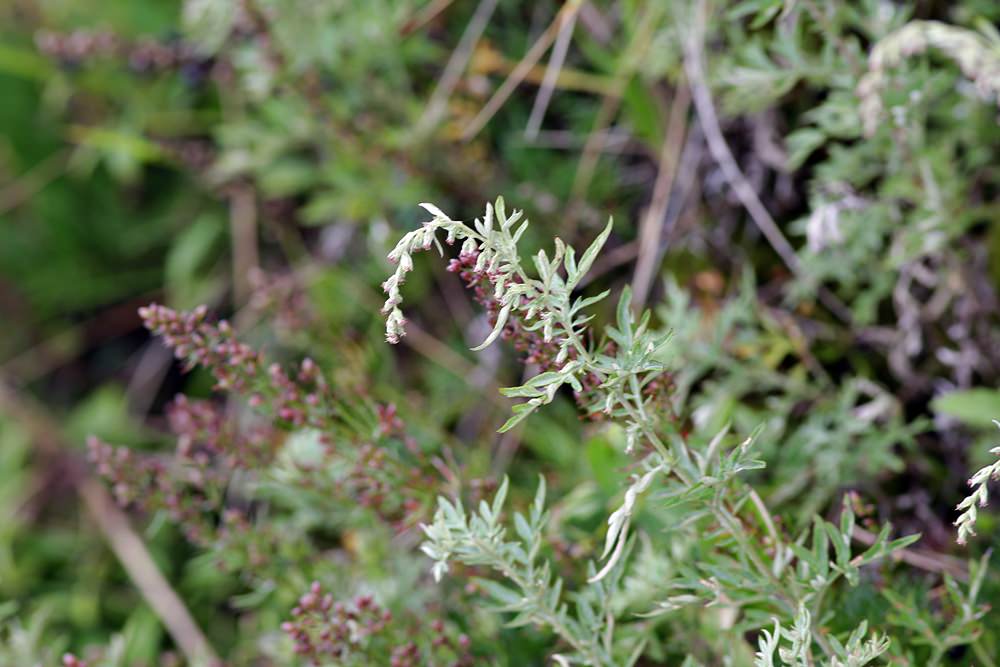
(2, 0, 1000, 664)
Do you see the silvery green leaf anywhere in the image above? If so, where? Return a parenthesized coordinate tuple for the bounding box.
(492, 476, 509, 519)
(419, 202, 449, 220)
(514, 513, 533, 544)
(825, 521, 850, 569)
(572, 217, 614, 288)
(634, 310, 651, 340)
(616, 286, 634, 340)
(476, 578, 521, 606)
(577, 597, 596, 629)
(508, 544, 530, 565)
(498, 402, 536, 432)
(478, 499, 492, 524)
(529, 370, 568, 387)
(504, 612, 538, 629)
(532, 475, 547, 521)
(501, 207, 522, 231)
(553, 237, 566, 262)
(789, 541, 817, 575)
(546, 578, 563, 610)
(839, 497, 856, 539)
(512, 220, 529, 244)
(882, 533, 921, 557)
(472, 303, 511, 351)
(753, 619, 781, 667)
(563, 245, 577, 281)
(499, 385, 545, 398)
(493, 196, 506, 225)
(812, 517, 830, 578)
(571, 290, 610, 314)
(534, 249, 550, 282)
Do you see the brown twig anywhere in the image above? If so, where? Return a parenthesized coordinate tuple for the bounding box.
(473, 48, 611, 96)
(570, 2, 664, 209)
(418, 0, 499, 134)
(460, 1, 582, 141)
(400, 0, 455, 35)
(524, 5, 578, 138)
(852, 526, 968, 581)
(575, 239, 638, 289)
(631, 82, 691, 311)
(0, 377, 220, 665)
(682, 0, 852, 323)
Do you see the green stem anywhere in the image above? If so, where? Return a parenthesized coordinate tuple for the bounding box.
(470, 536, 606, 666)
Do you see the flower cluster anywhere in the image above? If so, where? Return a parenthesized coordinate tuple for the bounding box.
(247, 268, 315, 337)
(34, 28, 211, 75)
(99, 303, 452, 559)
(446, 250, 564, 367)
(446, 250, 676, 422)
(281, 584, 393, 662)
(139, 304, 261, 392)
(140, 303, 334, 429)
(88, 395, 278, 547)
(382, 200, 560, 348)
(858, 20, 1000, 136)
(955, 420, 1000, 545)
(256, 358, 329, 428)
(280, 582, 472, 667)
(384, 199, 676, 440)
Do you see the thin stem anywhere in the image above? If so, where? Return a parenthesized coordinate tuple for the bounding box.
(470, 536, 606, 666)
(616, 391, 673, 466)
(712, 504, 794, 612)
(683, 0, 852, 324)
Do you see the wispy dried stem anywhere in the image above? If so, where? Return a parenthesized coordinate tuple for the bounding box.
(683, 0, 852, 323)
(631, 82, 690, 311)
(418, 0, 499, 134)
(461, 1, 582, 140)
(0, 377, 219, 666)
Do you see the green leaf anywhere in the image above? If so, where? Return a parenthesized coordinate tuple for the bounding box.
(812, 517, 830, 577)
(532, 475, 547, 522)
(472, 303, 511, 351)
(165, 213, 225, 308)
(572, 218, 613, 288)
(932, 389, 1000, 427)
(571, 290, 611, 315)
(491, 477, 510, 519)
(514, 513, 533, 544)
(786, 127, 826, 169)
(564, 246, 578, 282)
(616, 286, 634, 346)
(823, 521, 849, 570)
(499, 385, 543, 398)
(498, 403, 536, 433)
(494, 196, 507, 226)
(183, 0, 238, 53)
(475, 578, 522, 606)
(883, 533, 921, 554)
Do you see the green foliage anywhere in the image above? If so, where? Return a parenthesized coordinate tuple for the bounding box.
(2, 0, 1000, 664)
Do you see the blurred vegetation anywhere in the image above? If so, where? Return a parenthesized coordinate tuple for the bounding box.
(1, 0, 1000, 664)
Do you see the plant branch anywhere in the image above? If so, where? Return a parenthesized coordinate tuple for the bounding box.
(0, 377, 220, 666)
